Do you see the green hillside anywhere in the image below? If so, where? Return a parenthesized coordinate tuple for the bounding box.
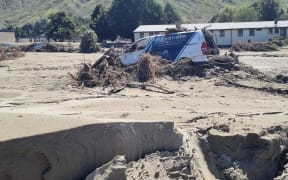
(0, 0, 287, 29)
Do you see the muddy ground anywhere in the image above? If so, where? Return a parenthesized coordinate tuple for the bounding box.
(0, 48, 287, 180)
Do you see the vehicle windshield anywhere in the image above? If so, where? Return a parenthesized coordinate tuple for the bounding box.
(127, 38, 147, 52)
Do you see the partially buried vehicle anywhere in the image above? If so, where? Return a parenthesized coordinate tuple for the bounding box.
(120, 29, 219, 66)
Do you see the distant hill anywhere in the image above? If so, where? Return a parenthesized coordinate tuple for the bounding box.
(0, 0, 287, 29)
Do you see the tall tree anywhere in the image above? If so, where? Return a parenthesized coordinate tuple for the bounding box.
(164, 3, 181, 24)
(46, 12, 75, 41)
(254, 0, 281, 21)
(216, 6, 235, 22)
(234, 7, 259, 22)
(107, 0, 165, 39)
(90, 0, 179, 40)
(91, 4, 106, 21)
(21, 23, 34, 39)
(90, 4, 111, 41)
(33, 19, 48, 37)
(107, 0, 142, 39)
(141, 0, 166, 24)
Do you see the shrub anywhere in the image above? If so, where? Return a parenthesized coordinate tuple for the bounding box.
(80, 30, 98, 53)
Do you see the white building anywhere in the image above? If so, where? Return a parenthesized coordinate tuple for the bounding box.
(134, 20, 288, 46)
(0, 31, 15, 44)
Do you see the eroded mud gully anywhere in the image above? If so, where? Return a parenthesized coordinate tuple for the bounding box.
(0, 122, 182, 180)
(1, 121, 287, 180)
(198, 129, 288, 180)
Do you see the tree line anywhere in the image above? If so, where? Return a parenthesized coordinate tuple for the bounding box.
(90, 0, 181, 41)
(211, 0, 288, 22)
(7, 0, 288, 43)
(13, 12, 89, 42)
(12, 0, 180, 42)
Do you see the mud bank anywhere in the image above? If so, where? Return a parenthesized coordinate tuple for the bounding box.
(0, 122, 182, 180)
(199, 127, 288, 180)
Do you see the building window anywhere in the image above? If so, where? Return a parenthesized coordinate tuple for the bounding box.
(219, 30, 225, 37)
(249, 29, 255, 36)
(256, 28, 262, 31)
(238, 29, 243, 37)
(275, 28, 279, 34)
(268, 28, 273, 34)
(149, 32, 154, 36)
(280, 28, 287, 37)
(140, 32, 144, 38)
(155, 32, 160, 35)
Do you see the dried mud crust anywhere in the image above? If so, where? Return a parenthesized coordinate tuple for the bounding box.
(74, 48, 287, 96)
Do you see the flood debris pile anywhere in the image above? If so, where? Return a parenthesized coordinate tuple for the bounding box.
(0, 46, 25, 61)
(275, 74, 288, 84)
(232, 37, 288, 52)
(75, 48, 288, 96)
(269, 37, 288, 47)
(74, 48, 133, 87)
(136, 54, 156, 82)
(232, 42, 279, 52)
(75, 48, 239, 88)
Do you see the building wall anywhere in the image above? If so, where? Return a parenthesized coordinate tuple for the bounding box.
(212, 29, 272, 46)
(134, 27, 288, 46)
(209, 27, 287, 46)
(0, 32, 15, 44)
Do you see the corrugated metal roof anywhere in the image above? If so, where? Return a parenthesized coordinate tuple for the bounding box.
(134, 20, 288, 32)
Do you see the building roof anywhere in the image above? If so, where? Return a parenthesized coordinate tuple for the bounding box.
(134, 20, 288, 32)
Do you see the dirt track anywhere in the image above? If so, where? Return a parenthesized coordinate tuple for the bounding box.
(0, 49, 287, 179)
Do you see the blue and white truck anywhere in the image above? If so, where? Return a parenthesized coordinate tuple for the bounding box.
(120, 30, 219, 66)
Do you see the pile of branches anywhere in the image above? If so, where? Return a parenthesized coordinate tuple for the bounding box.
(0, 46, 25, 61)
(269, 37, 288, 47)
(73, 48, 128, 87)
(232, 42, 279, 52)
(232, 37, 288, 52)
(74, 49, 171, 87)
(74, 48, 239, 88)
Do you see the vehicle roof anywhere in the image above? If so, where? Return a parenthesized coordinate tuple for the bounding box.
(133, 30, 201, 43)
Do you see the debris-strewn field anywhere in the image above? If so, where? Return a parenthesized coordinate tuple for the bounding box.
(0, 48, 287, 180)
